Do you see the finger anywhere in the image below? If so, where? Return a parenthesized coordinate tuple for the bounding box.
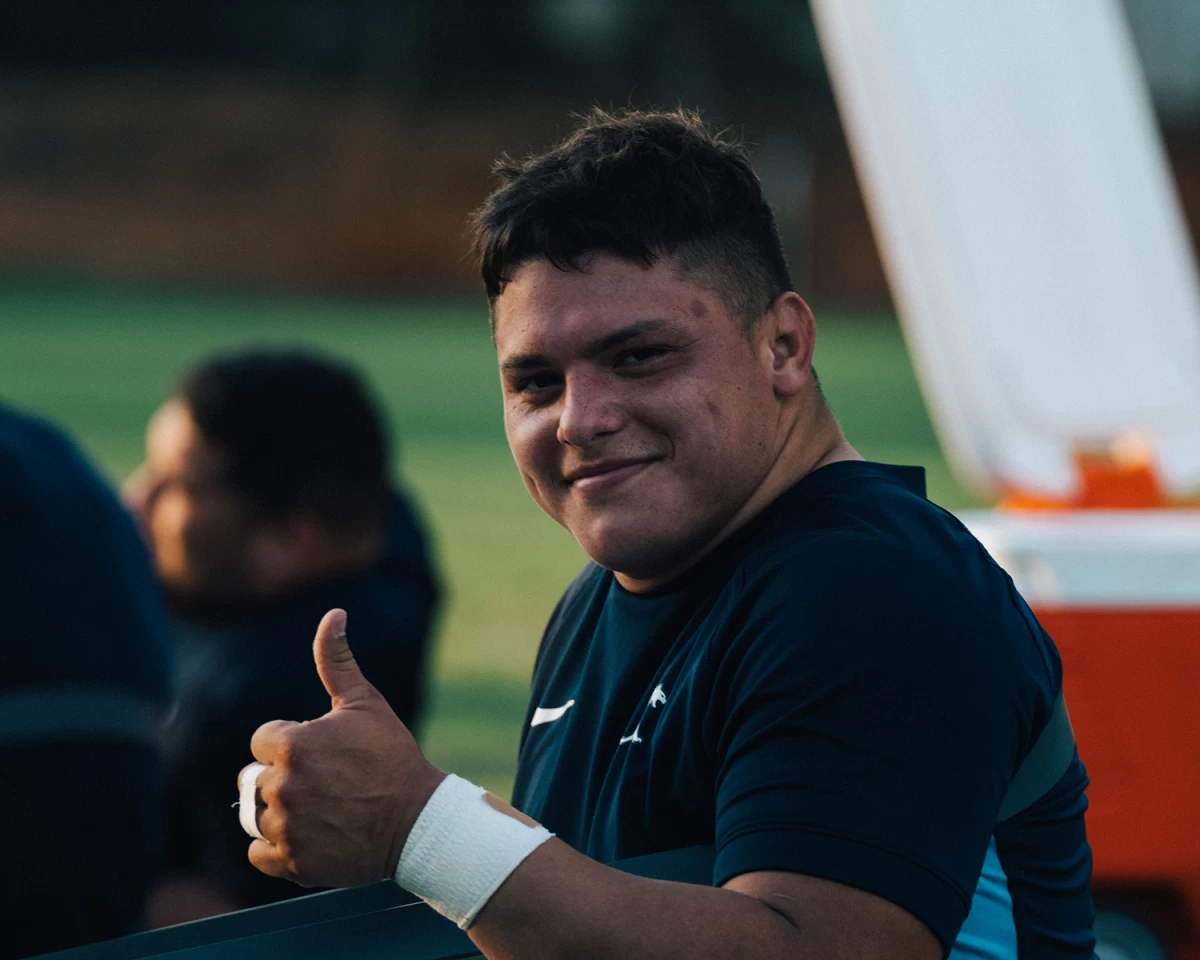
(312, 609, 376, 707)
(255, 791, 284, 846)
(250, 719, 301, 765)
(248, 838, 292, 880)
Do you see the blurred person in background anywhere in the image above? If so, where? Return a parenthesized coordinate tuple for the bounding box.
(124, 349, 439, 924)
(0, 404, 172, 959)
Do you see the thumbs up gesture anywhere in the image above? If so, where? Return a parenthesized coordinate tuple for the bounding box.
(243, 609, 446, 888)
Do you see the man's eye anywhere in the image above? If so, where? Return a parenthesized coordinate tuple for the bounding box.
(615, 347, 668, 367)
(515, 372, 562, 395)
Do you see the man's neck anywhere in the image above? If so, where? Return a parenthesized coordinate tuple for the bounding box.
(615, 405, 861, 594)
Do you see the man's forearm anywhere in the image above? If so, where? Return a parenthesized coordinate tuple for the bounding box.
(468, 840, 803, 960)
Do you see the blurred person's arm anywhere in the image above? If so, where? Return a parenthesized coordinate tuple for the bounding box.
(152, 652, 336, 926)
(0, 744, 164, 959)
(167, 701, 327, 912)
(145, 875, 243, 928)
(149, 706, 250, 929)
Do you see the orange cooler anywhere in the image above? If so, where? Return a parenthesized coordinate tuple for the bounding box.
(961, 510, 1200, 957)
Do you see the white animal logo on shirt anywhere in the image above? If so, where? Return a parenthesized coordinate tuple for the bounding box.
(619, 685, 668, 746)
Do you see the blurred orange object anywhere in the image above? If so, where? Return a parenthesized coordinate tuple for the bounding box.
(999, 444, 1200, 512)
(964, 509, 1200, 957)
(1041, 607, 1200, 890)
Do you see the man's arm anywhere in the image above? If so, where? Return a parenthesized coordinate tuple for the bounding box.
(245, 610, 941, 960)
(470, 840, 940, 960)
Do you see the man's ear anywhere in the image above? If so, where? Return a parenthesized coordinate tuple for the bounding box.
(761, 292, 817, 398)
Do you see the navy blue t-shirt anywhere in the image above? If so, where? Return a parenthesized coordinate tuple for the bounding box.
(512, 461, 1095, 958)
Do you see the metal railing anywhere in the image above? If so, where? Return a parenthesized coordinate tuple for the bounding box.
(36, 846, 715, 960)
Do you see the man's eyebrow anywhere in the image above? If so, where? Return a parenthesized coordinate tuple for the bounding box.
(500, 319, 674, 373)
(583, 319, 671, 360)
(501, 353, 551, 373)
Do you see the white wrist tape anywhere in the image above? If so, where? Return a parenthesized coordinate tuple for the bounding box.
(393, 774, 553, 929)
(238, 762, 267, 841)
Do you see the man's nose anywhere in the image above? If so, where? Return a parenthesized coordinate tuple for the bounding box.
(556, 375, 624, 448)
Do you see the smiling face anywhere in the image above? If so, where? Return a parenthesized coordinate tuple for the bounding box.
(495, 253, 805, 588)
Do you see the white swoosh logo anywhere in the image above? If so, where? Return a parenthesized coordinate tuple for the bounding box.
(531, 700, 576, 727)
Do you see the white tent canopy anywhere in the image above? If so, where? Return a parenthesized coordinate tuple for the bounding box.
(812, 0, 1200, 502)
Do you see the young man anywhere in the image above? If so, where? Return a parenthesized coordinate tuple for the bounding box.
(241, 111, 1096, 959)
(125, 349, 440, 922)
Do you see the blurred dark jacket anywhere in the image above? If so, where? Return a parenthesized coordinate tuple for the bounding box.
(0, 404, 173, 959)
(160, 492, 439, 908)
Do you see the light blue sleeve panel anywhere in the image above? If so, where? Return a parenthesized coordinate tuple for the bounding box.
(951, 838, 1018, 960)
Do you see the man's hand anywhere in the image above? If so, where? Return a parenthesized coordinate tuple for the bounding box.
(243, 608, 446, 888)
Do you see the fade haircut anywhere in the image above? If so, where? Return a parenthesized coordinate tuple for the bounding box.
(471, 107, 793, 331)
(178, 349, 389, 541)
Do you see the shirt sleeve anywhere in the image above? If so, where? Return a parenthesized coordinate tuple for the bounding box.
(709, 540, 1054, 951)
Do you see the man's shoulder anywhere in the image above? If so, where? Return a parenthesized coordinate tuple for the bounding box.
(736, 461, 977, 593)
(718, 462, 1047, 681)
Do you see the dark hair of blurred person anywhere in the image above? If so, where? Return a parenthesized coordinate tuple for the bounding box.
(130, 350, 391, 612)
(473, 107, 792, 336)
(124, 348, 440, 924)
(0, 404, 172, 959)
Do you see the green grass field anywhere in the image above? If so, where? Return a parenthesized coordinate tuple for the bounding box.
(0, 284, 978, 798)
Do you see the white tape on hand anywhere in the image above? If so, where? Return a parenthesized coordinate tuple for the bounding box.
(238, 762, 267, 841)
(394, 774, 553, 929)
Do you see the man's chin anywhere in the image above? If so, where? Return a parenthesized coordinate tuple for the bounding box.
(574, 526, 687, 582)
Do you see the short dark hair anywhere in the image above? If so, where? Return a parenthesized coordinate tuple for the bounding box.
(471, 107, 793, 330)
(178, 349, 389, 539)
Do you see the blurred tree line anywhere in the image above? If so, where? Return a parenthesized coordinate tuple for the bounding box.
(0, 2, 860, 296)
(0, 1, 1193, 298)
(0, 1, 831, 112)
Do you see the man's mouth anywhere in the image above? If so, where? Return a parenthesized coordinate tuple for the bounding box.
(563, 458, 655, 495)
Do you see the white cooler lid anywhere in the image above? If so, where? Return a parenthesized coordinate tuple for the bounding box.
(812, 0, 1200, 501)
(958, 510, 1200, 606)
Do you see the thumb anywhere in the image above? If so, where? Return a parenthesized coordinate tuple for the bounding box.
(313, 609, 376, 707)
